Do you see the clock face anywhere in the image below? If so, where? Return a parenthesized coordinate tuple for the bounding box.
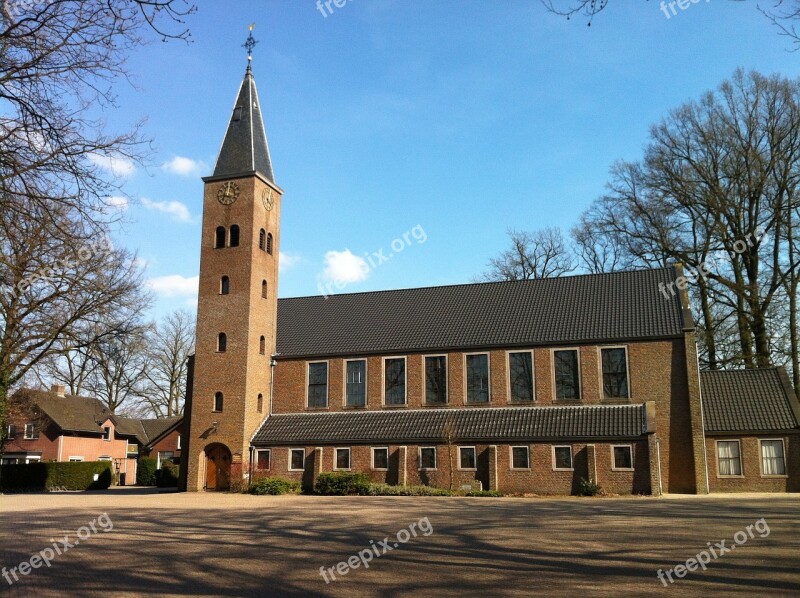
(217, 181, 240, 205)
(262, 188, 275, 211)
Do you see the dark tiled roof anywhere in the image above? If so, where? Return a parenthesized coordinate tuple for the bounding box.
(113, 417, 147, 441)
(140, 417, 182, 445)
(13, 389, 111, 434)
(701, 368, 800, 433)
(252, 405, 646, 445)
(276, 267, 687, 358)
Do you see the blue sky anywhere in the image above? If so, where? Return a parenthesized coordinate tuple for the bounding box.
(97, 0, 800, 319)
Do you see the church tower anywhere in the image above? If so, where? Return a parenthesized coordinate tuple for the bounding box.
(186, 29, 282, 491)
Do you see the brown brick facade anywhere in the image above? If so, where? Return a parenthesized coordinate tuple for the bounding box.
(706, 434, 800, 493)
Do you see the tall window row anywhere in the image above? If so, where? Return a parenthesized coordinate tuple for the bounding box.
(213, 225, 273, 254)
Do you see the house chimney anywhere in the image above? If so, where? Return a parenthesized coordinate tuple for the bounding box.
(51, 384, 66, 398)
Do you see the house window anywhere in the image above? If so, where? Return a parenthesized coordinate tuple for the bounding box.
(256, 449, 271, 470)
(372, 447, 389, 470)
(612, 445, 634, 470)
(221, 276, 230, 295)
(157, 451, 174, 469)
(257, 393, 263, 413)
(289, 449, 305, 471)
(384, 358, 406, 406)
(345, 360, 367, 407)
(601, 347, 629, 399)
(229, 225, 240, 247)
(508, 351, 534, 402)
(259, 336, 266, 355)
(553, 446, 573, 470)
(68, 456, 84, 462)
(217, 333, 227, 353)
(259, 229, 266, 251)
(307, 362, 328, 408)
(262, 280, 268, 299)
(23, 423, 39, 440)
(419, 447, 437, 470)
(511, 446, 530, 469)
(466, 353, 489, 404)
(425, 355, 447, 405)
(215, 226, 226, 248)
(98, 456, 112, 462)
(103, 426, 111, 441)
(554, 349, 580, 400)
(334, 448, 351, 470)
(266, 233, 273, 255)
(458, 447, 476, 470)
(760, 439, 786, 476)
(213, 392, 224, 412)
(6, 425, 16, 440)
(716, 440, 742, 476)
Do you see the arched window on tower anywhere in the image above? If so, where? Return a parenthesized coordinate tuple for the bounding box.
(266, 233, 273, 255)
(217, 333, 227, 353)
(257, 393, 264, 413)
(259, 229, 266, 251)
(215, 226, 226, 249)
(260, 336, 266, 355)
(220, 276, 230, 295)
(262, 280, 268, 299)
(214, 392, 224, 412)
(230, 225, 240, 247)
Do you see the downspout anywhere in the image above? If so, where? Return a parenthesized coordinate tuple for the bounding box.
(655, 438, 663, 496)
(695, 348, 711, 494)
(269, 354, 278, 416)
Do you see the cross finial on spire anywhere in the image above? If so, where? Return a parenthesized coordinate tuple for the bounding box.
(244, 23, 258, 65)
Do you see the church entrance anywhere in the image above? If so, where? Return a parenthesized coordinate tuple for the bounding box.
(205, 443, 231, 491)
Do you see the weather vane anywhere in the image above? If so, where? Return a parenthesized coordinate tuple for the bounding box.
(244, 23, 258, 62)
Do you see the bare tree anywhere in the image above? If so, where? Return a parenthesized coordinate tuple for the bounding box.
(479, 228, 577, 282)
(141, 309, 195, 417)
(89, 325, 151, 415)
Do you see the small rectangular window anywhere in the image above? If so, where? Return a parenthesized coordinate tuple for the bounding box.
(334, 448, 351, 470)
(511, 446, 529, 470)
(307, 362, 328, 408)
(6, 425, 16, 439)
(602, 348, 629, 399)
(256, 449, 271, 471)
(553, 446, 573, 470)
(760, 440, 786, 476)
(23, 423, 39, 440)
(466, 354, 490, 404)
(289, 449, 305, 471)
(103, 426, 111, 441)
(68, 456, 84, 462)
(345, 360, 367, 407)
(419, 447, 437, 470)
(717, 440, 741, 476)
(425, 356, 447, 405)
(509, 352, 534, 402)
(458, 447, 476, 470)
(372, 447, 389, 470)
(554, 350, 580, 400)
(612, 445, 634, 470)
(157, 451, 174, 469)
(384, 358, 406, 405)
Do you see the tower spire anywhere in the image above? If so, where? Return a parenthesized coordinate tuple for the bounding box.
(244, 23, 258, 70)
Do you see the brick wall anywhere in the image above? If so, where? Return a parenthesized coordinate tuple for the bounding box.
(706, 434, 800, 493)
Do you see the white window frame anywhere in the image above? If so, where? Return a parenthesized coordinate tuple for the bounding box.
(464, 352, 491, 405)
(458, 446, 477, 471)
(506, 350, 535, 403)
(157, 451, 174, 470)
(611, 444, 634, 471)
(177, 435, 181, 450)
(98, 456, 113, 462)
(382, 356, 408, 407)
(552, 445, 574, 471)
(510, 445, 530, 470)
(23, 422, 39, 440)
(334, 447, 351, 471)
(715, 439, 743, 478)
(103, 425, 112, 441)
(343, 359, 368, 408)
(552, 348, 582, 401)
(25, 455, 41, 464)
(255, 449, 271, 471)
(598, 346, 631, 400)
(306, 360, 330, 409)
(371, 447, 389, 471)
(68, 456, 84, 462)
(419, 446, 437, 470)
(423, 354, 449, 405)
(288, 448, 306, 472)
(6, 424, 16, 439)
(758, 438, 787, 477)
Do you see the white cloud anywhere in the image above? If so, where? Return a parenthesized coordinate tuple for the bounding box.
(162, 156, 208, 176)
(104, 196, 129, 211)
(279, 251, 301, 273)
(147, 275, 199, 298)
(88, 153, 136, 177)
(321, 249, 370, 284)
(141, 198, 193, 223)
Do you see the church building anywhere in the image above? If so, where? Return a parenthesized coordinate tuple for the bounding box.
(182, 46, 800, 495)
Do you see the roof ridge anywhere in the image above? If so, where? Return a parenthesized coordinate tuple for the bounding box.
(268, 404, 642, 417)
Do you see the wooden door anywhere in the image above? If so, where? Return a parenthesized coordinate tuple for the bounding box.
(205, 445, 230, 490)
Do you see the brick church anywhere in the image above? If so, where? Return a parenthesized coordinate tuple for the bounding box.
(181, 50, 800, 495)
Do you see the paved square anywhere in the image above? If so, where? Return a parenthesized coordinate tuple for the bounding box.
(1, 490, 798, 597)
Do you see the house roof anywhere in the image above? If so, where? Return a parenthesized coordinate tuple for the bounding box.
(140, 417, 183, 446)
(251, 404, 647, 445)
(275, 267, 689, 358)
(701, 367, 800, 434)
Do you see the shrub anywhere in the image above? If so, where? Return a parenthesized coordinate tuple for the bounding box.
(155, 462, 179, 488)
(249, 477, 301, 495)
(366, 483, 454, 496)
(315, 472, 371, 495)
(0, 461, 113, 492)
(136, 457, 157, 486)
(465, 489, 504, 497)
(577, 478, 603, 496)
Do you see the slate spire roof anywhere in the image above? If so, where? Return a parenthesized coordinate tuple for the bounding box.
(211, 64, 275, 183)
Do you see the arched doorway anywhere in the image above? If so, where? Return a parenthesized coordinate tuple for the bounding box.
(205, 443, 232, 491)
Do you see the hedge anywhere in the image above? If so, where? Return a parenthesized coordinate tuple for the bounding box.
(0, 461, 113, 492)
(137, 457, 157, 486)
(249, 477, 301, 495)
(315, 472, 371, 495)
(155, 462, 179, 488)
